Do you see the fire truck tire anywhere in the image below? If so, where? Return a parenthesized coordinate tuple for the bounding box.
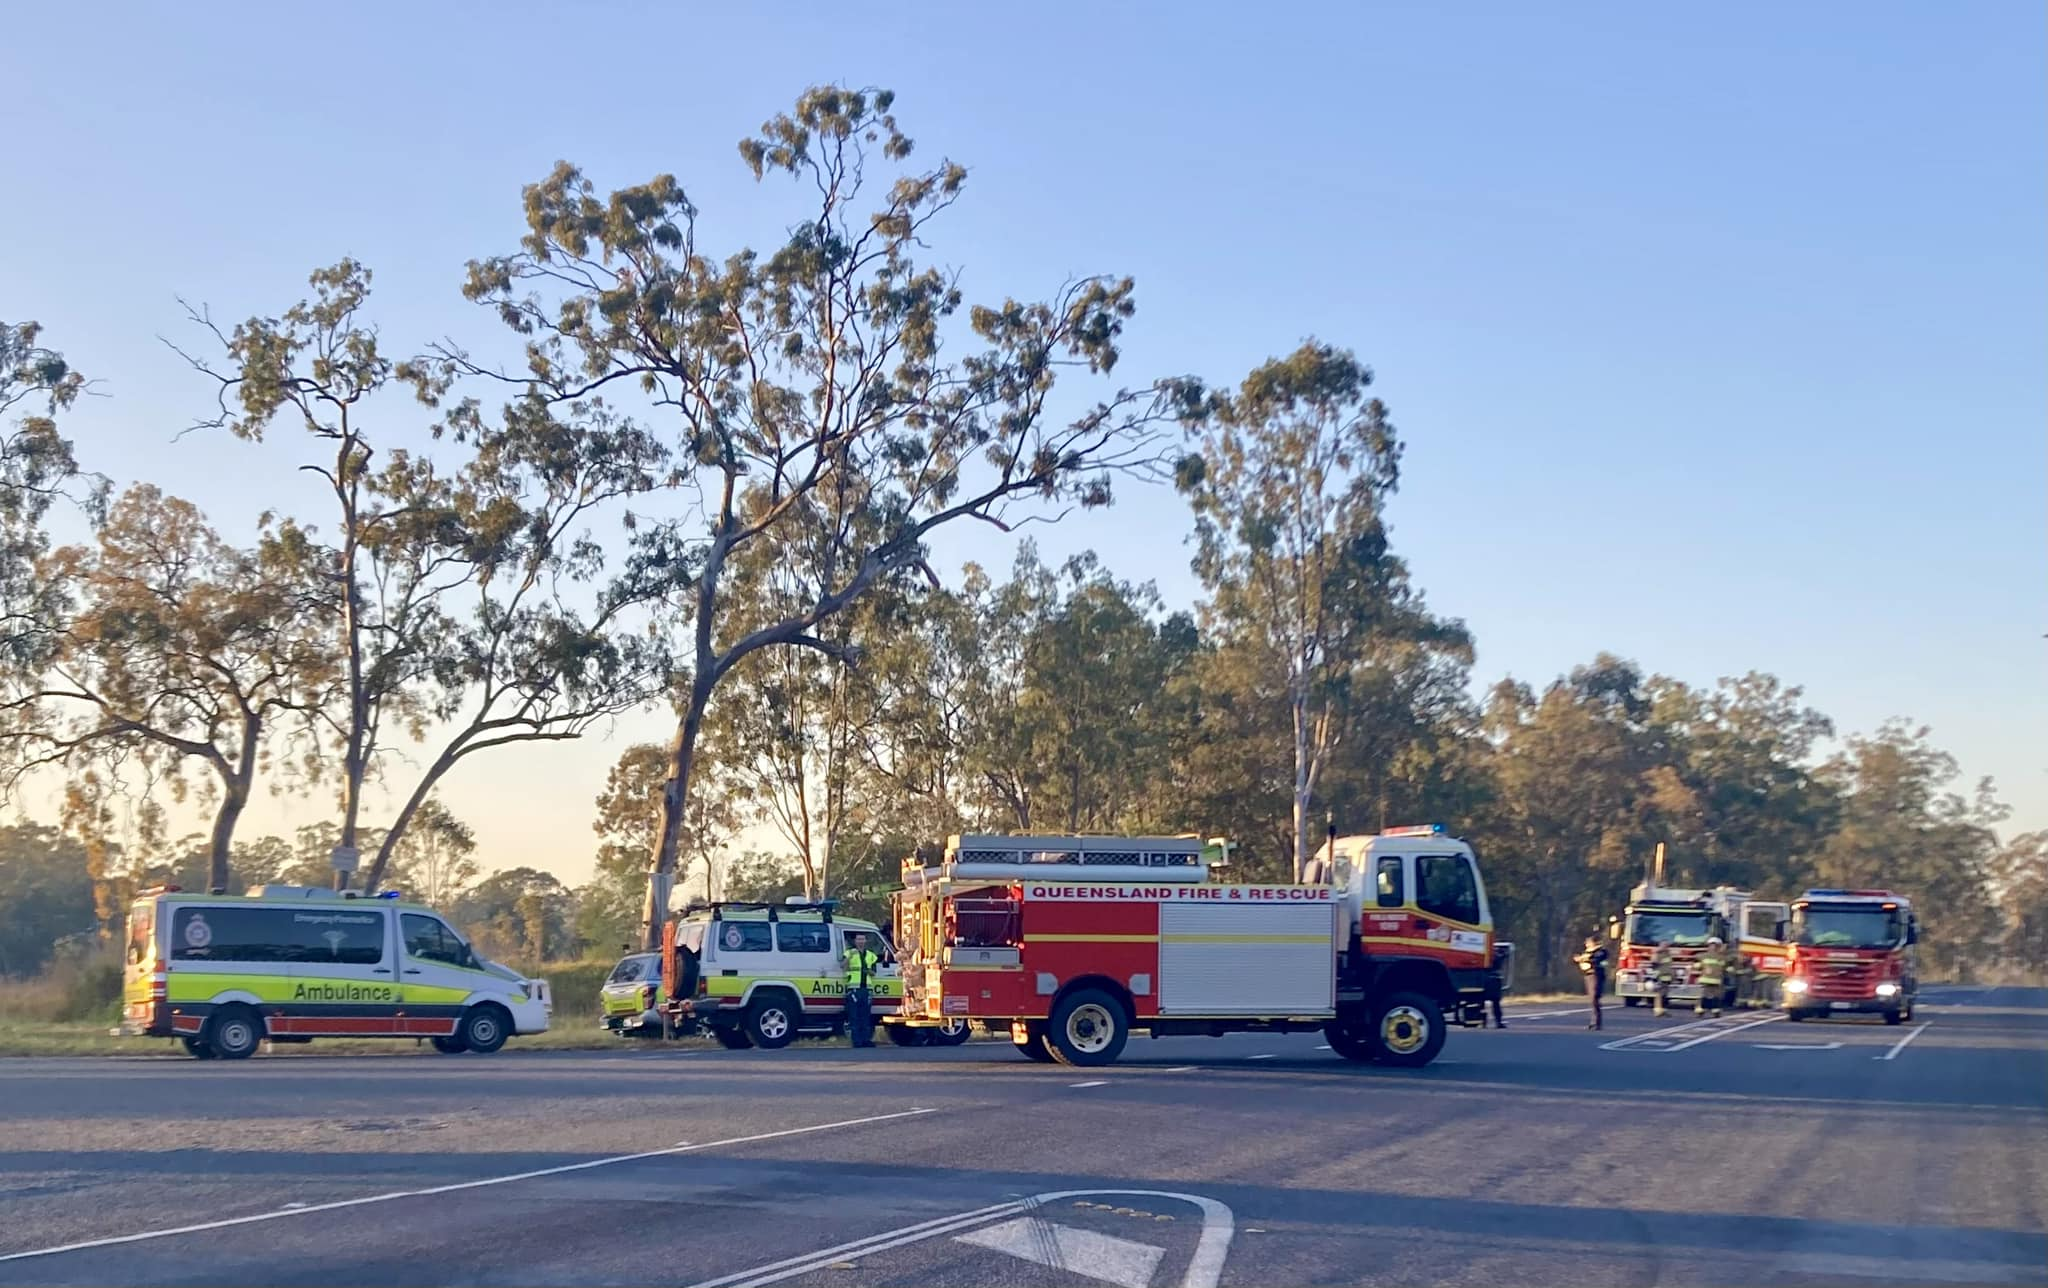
(1369, 992, 1445, 1068)
(1623, 996, 1642, 1008)
(886, 1024, 930, 1047)
(1323, 1021, 1374, 1063)
(1014, 1025, 1056, 1062)
(1047, 990, 1129, 1067)
(1786, 1009, 1807, 1022)
(934, 1018, 973, 1046)
(745, 994, 801, 1049)
(712, 1025, 755, 1049)
(1884, 1008, 1904, 1026)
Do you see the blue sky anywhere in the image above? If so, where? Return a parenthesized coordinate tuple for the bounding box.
(5, 3, 2042, 879)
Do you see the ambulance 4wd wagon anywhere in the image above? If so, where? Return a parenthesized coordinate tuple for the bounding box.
(121, 885, 552, 1060)
(658, 900, 904, 1049)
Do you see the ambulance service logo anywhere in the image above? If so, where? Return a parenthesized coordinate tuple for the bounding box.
(183, 913, 213, 950)
(723, 924, 745, 950)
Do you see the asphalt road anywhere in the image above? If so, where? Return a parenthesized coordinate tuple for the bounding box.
(0, 985, 2042, 1287)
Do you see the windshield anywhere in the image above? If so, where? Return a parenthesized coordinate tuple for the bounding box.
(1795, 906, 1903, 949)
(608, 954, 660, 984)
(1626, 913, 1713, 946)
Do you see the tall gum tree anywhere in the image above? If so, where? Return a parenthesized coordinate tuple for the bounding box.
(447, 86, 1202, 947)
(1179, 341, 1461, 879)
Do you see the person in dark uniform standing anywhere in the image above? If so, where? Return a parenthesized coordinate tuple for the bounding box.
(1574, 933, 1611, 1030)
(1483, 941, 1512, 1028)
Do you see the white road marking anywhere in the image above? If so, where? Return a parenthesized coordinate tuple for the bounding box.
(1070, 1080, 1108, 1088)
(1245, 1053, 1276, 1060)
(1754, 1042, 1844, 1051)
(1876, 1021, 1932, 1061)
(1502, 1008, 1592, 1019)
(0, 1108, 937, 1265)
(1164, 1065, 1198, 1073)
(697, 1189, 1235, 1288)
(1314, 1044, 1332, 1050)
(1600, 1013, 1781, 1053)
(955, 1217, 1165, 1288)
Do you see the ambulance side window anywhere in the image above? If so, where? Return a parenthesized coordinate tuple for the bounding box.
(402, 913, 471, 967)
(1416, 855, 1481, 925)
(714, 922, 773, 953)
(1375, 857, 1405, 908)
(776, 923, 832, 953)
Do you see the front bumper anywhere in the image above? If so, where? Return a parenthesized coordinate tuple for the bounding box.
(1616, 974, 1708, 1001)
(1785, 995, 1900, 1014)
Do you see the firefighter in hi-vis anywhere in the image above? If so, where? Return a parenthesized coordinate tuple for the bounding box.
(1649, 942, 1675, 1017)
(1694, 937, 1729, 1017)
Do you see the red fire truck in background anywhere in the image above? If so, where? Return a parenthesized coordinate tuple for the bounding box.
(1611, 879, 1790, 1010)
(892, 825, 1494, 1068)
(1782, 889, 1919, 1024)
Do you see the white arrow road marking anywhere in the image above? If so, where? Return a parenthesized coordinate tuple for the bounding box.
(695, 1189, 1234, 1288)
(1877, 1021, 1932, 1061)
(956, 1217, 1165, 1288)
(1754, 1042, 1844, 1050)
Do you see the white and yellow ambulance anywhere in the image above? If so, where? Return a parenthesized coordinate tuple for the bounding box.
(121, 884, 551, 1060)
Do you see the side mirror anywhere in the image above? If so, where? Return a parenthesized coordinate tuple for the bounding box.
(1906, 922, 1918, 945)
(1775, 919, 1788, 942)
(1607, 916, 1621, 940)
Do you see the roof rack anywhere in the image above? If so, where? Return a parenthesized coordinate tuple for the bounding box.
(680, 898, 838, 923)
(906, 834, 1216, 886)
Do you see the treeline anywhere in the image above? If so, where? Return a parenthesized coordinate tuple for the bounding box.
(2, 84, 2042, 986)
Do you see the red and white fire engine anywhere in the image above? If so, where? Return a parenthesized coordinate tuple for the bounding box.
(1782, 889, 1919, 1024)
(1611, 879, 1790, 1009)
(892, 826, 1495, 1069)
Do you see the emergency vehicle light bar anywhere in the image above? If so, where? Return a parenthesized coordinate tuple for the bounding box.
(1379, 824, 1447, 837)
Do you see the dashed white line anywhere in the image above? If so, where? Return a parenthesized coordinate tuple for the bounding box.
(1314, 1044, 1332, 1050)
(1246, 1053, 1276, 1060)
(1070, 1080, 1108, 1088)
(1876, 1021, 1931, 1061)
(0, 1108, 936, 1264)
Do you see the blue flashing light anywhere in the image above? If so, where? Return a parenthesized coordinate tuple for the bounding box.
(376, 890, 402, 900)
(1380, 824, 1447, 837)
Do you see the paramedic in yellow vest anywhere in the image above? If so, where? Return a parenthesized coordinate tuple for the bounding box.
(1694, 937, 1729, 1018)
(843, 930, 879, 1049)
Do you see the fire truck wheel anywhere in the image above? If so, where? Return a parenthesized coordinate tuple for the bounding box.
(1786, 1009, 1807, 1023)
(934, 1018, 973, 1046)
(1323, 1021, 1374, 1063)
(745, 994, 801, 1049)
(1623, 996, 1641, 1008)
(1370, 993, 1446, 1068)
(1014, 1026, 1056, 1062)
(885, 1024, 930, 1047)
(1884, 1008, 1905, 1026)
(712, 1024, 755, 1049)
(1048, 989, 1129, 1067)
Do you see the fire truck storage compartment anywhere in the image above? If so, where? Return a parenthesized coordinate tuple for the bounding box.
(1157, 898, 1337, 1016)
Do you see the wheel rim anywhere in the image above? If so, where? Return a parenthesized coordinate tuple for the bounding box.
(1381, 1006, 1428, 1055)
(761, 1008, 790, 1040)
(220, 1019, 255, 1051)
(1064, 1003, 1116, 1054)
(940, 1019, 966, 1038)
(471, 1015, 500, 1046)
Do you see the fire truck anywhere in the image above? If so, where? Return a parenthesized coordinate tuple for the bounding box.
(891, 826, 1494, 1069)
(1782, 889, 1919, 1024)
(1610, 879, 1790, 1009)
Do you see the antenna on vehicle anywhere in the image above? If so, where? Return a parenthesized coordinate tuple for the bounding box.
(1652, 841, 1667, 887)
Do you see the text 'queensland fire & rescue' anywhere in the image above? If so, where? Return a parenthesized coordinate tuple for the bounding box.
(1022, 885, 1334, 901)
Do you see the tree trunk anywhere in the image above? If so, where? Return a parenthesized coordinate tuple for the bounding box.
(334, 436, 368, 892)
(209, 778, 250, 895)
(1291, 689, 1311, 882)
(641, 674, 711, 950)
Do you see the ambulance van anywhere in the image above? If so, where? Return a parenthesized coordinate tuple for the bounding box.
(121, 884, 552, 1060)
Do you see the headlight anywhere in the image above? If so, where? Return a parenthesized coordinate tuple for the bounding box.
(1875, 983, 1898, 997)
(1784, 978, 1809, 994)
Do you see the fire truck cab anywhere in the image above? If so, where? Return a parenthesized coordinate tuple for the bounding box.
(1782, 889, 1918, 1024)
(1612, 882, 1789, 1009)
(893, 826, 1493, 1069)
